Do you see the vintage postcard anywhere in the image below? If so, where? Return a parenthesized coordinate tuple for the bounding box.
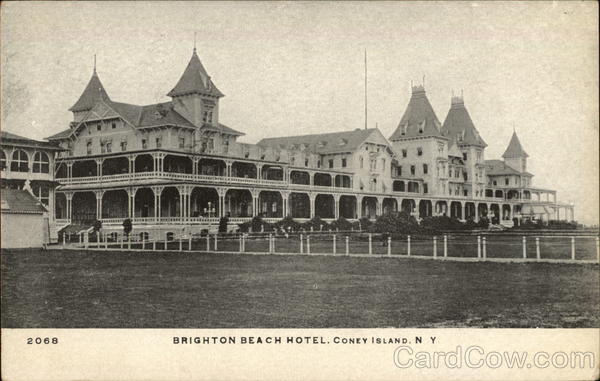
(1, 1, 598, 380)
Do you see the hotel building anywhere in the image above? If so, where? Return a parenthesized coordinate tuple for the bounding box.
(29, 48, 574, 238)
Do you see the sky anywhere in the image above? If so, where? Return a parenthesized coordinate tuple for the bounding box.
(1, 1, 598, 225)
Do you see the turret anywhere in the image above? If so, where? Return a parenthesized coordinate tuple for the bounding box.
(502, 131, 529, 172)
(69, 64, 110, 122)
(168, 48, 224, 128)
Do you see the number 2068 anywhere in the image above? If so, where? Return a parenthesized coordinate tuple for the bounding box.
(27, 337, 58, 344)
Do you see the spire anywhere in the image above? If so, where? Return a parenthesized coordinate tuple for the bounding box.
(389, 84, 442, 140)
(441, 93, 486, 147)
(167, 49, 223, 98)
(69, 66, 110, 112)
(502, 131, 528, 158)
(193, 32, 197, 54)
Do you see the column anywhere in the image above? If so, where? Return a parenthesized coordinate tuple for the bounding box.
(309, 172, 315, 186)
(356, 195, 364, 218)
(281, 191, 290, 218)
(65, 192, 73, 221)
(129, 155, 136, 175)
(94, 190, 104, 220)
(309, 193, 316, 219)
(152, 186, 163, 221)
(376, 197, 384, 216)
(96, 159, 103, 178)
(67, 163, 73, 179)
(217, 188, 227, 218)
(193, 158, 200, 176)
(461, 202, 466, 221)
(333, 194, 341, 220)
(225, 161, 232, 178)
(128, 188, 135, 220)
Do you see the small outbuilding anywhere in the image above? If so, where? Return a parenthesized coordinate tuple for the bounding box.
(1, 189, 49, 248)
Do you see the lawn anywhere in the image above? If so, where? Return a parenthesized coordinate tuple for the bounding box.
(1, 248, 598, 328)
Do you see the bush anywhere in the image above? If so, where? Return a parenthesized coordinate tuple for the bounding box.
(372, 211, 419, 234)
(330, 217, 353, 232)
(477, 216, 489, 229)
(420, 215, 465, 232)
(356, 217, 372, 231)
(93, 220, 102, 231)
(122, 218, 132, 237)
(274, 216, 301, 232)
(218, 217, 229, 233)
(302, 216, 329, 232)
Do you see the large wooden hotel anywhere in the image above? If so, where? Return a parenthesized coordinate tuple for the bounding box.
(1, 48, 575, 240)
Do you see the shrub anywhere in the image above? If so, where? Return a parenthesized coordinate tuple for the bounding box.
(274, 216, 301, 232)
(372, 211, 419, 234)
(93, 220, 102, 231)
(330, 217, 353, 232)
(122, 218, 132, 237)
(477, 216, 489, 229)
(218, 217, 229, 233)
(357, 217, 373, 231)
(302, 216, 328, 232)
(420, 215, 465, 232)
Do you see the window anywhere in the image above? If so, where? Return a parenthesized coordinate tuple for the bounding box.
(179, 137, 185, 149)
(417, 147, 423, 156)
(328, 159, 334, 168)
(106, 142, 112, 153)
(208, 138, 214, 150)
(291, 157, 295, 165)
(87, 141, 93, 155)
(397, 166, 402, 176)
(304, 159, 309, 167)
(112, 122, 116, 129)
(0, 150, 6, 170)
(493, 180, 497, 186)
(381, 159, 386, 169)
(121, 141, 127, 152)
(317, 160, 321, 168)
(477, 151, 482, 161)
(423, 164, 428, 174)
(423, 183, 428, 194)
(410, 165, 415, 175)
(463, 190, 468, 197)
(505, 177, 509, 185)
(156, 137, 162, 148)
(402, 149, 407, 158)
(142, 139, 147, 149)
(10, 150, 29, 172)
(97, 124, 101, 131)
(32, 184, 49, 206)
(342, 158, 347, 167)
(32, 152, 50, 173)
(463, 153, 468, 161)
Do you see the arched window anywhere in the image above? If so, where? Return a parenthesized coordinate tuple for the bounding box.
(0, 150, 6, 170)
(32, 184, 50, 206)
(33, 152, 50, 173)
(11, 150, 29, 172)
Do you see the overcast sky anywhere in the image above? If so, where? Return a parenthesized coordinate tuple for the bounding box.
(1, 1, 598, 224)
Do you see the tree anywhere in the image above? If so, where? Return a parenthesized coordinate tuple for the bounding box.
(122, 218, 132, 237)
(372, 211, 419, 234)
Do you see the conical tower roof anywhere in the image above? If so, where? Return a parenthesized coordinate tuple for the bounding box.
(390, 85, 443, 141)
(69, 70, 111, 112)
(502, 131, 528, 158)
(441, 95, 486, 147)
(448, 137, 463, 158)
(167, 49, 224, 98)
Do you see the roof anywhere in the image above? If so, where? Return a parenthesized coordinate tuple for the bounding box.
(485, 159, 533, 176)
(167, 50, 224, 98)
(447, 137, 463, 158)
(390, 86, 443, 141)
(1, 189, 47, 214)
(1, 131, 63, 150)
(257, 128, 379, 155)
(69, 71, 111, 112)
(502, 131, 528, 158)
(441, 96, 487, 147)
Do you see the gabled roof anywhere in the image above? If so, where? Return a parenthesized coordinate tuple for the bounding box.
(447, 137, 463, 158)
(485, 159, 533, 177)
(69, 71, 111, 112)
(441, 96, 487, 147)
(167, 49, 224, 98)
(502, 131, 528, 158)
(390, 86, 443, 141)
(257, 128, 381, 155)
(1, 131, 63, 150)
(1, 189, 47, 214)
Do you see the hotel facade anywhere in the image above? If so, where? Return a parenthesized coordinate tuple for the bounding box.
(16, 48, 573, 238)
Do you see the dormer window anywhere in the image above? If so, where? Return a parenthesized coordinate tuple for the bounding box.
(418, 121, 425, 134)
(97, 124, 101, 131)
(304, 159, 309, 167)
(338, 139, 347, 146)
(402, 149, 407, 158)
(417, 147, 423, 156)
(87, 141, 92, 155)
(401, 123, 408, 135)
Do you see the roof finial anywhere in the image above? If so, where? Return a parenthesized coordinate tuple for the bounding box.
(422, 75, 425, 88)
(193, 32, 197, 53)
(93, 54, 97, 74)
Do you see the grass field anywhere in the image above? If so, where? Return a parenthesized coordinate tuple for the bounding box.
(2, 247, 598, 328)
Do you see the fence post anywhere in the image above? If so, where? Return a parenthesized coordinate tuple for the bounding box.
(152, 239, 156, 251)
(142, 237, 145, 250)
(62, 233, 66, 247)
(206, 234, 210, 252)
(179, 236, 182, 252)
(345, 236, 349, 255)
(387, 236, 391, 256)
(307, 235, 311, 254)
(443, 235, 448, 258)
(333, 235, 336, 255)
(368, 233, 372, 255)
(120, 235, 123, 250)
(164, 234, 168, 250)
(239, 235, 243, 253)
(536, 237, 540, 260)
(104, 233, 108, 250)
(272, 234, 276, 253)
(128, 236, 131, 251)
(571, 237, 575, 260)
(433, 236, 437, 258)
(596, 237, 599, 263)
(407, 235, 411, 256)
(522, 236, 526, 259)
(300, 234, 303, 254)
(189, 236, 192, 251)
(482, 237, 487, 259)
(242, 234, 246, 252)
(85, 233, 89, 249)
(477, 236, 481, 259)
(214, 234, 218, 251)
